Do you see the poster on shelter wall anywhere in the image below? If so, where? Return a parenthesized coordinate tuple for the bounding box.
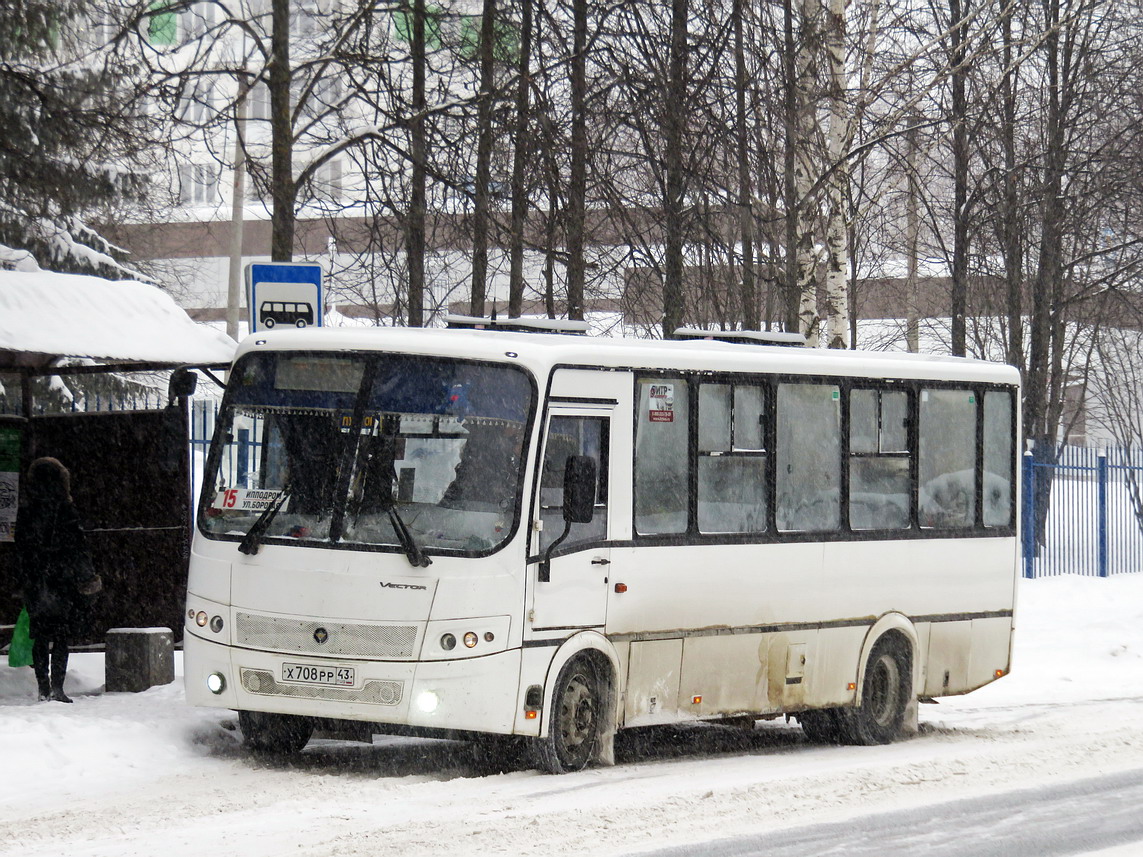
(0, 425, 20, 542)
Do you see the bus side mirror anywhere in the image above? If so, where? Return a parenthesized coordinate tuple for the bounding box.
(563, 455, 597, 524)
(538, 455, 597, 583)
(168, 367, 198, 405)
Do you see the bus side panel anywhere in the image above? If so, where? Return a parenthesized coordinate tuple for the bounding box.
(968, 616, 1014, 692)
(819, 538, 1016, 623)
(623, 639, 683, 726)
(606, 542, 828, 636)
(924, 622, 971, 697)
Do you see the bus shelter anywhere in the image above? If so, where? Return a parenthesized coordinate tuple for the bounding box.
(0, 270, 235, 647)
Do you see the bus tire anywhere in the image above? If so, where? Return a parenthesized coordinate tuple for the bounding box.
(263, 317, 275, 329)
(239, 710, 314, 754)
(295, 319, 307, 328)
(799, 708, 846, 744)
(843, 635, 912, 745)
(532, 656, 602, 774)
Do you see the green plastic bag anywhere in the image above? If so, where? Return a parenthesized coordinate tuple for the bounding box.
(7, 607, 34, 668)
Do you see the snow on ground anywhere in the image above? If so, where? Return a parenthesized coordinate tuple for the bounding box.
(1, 574, 1142, 857)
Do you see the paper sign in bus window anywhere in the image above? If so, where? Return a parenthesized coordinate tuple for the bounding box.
(212, 488, 284, 512)
(648, 383, 675, 422)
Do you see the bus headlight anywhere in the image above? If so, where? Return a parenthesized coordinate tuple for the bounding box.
(416, 690, 439, 713)
(206, 672, 227, 695)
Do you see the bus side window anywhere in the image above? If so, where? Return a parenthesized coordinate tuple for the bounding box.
(634, 378, 689, 535)
(983, 391, 1014, 527)
(698, 383, 768, 534)
(849, 389, 911, 530)
(539, 416, 608, 551)
(776, 383, 841, 532)
(919, 389, 977, 528)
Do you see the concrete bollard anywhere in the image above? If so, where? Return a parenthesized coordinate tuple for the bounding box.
(105, 627, 175, 693)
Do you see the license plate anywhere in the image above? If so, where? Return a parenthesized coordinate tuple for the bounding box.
(281, 662, 355, 688)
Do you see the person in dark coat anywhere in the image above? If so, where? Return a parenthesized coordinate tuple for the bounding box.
(15, 457, 95, 703)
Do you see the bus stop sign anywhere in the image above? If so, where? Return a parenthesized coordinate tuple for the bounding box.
(246, 262, 323, 333)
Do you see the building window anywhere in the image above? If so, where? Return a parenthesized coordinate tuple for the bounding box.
(313, 159, 342, 202)
(179, 77, 215, 124)
(148, 2, 178, 44)
(247, 82, 271, 122)
(178, 163, 220, 206)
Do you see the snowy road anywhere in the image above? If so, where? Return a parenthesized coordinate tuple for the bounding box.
(639, 767, 1143, 857)
(2, 574, 1143, 857)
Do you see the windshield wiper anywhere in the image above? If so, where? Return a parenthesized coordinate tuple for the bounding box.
(238, 486, 291, 556)
(387, 506, 432, 568)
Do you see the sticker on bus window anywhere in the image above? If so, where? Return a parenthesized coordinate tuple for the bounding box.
(212, 488, 284, 512)
(648, 383, 675, 423)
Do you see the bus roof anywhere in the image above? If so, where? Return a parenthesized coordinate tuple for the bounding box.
(235, 326, 1022, 386)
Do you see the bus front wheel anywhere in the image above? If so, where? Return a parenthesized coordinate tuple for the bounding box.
(238, 710, 314, 754)
(843, 636, 911, 745)
(532, 657, 601, 774)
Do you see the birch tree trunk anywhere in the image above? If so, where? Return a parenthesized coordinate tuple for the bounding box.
(795, 0, 820, 345)
(823, 0, 850, 349)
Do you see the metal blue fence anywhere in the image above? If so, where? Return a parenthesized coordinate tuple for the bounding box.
(1023, 446, 1143, 578)
(190, 400, 262, 509)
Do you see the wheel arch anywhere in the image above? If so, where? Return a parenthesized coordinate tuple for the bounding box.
(854, 613, 920, 708)
(539, 631, 621, 765)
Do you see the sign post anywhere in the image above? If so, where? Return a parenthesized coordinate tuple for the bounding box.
(245, 262, 323, 334)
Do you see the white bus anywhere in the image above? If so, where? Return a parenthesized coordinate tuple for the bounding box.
(184, 322, 1020, 772)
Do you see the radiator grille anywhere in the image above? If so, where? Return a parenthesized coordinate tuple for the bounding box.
(235, 612, 418, 658)
(240, 668, 403, 705)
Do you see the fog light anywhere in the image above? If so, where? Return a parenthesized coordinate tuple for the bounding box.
(195, 611, 208, 627)
(206, 672, 226, 695)
(209, 615, 224, 633)
(463, 632, 478, 648)
(416, 690, 439, 713)
(440, 633, 456, 651)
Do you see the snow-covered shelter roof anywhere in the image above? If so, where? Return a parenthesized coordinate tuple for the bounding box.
(0, 270, 236, 369)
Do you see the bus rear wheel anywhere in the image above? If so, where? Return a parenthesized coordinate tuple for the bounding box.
(532, 657, 601, 774)
(843, 636, 911, 745)
(238, 710, 314, 754)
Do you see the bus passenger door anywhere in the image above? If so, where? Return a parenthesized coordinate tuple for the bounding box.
(529, 408, 612, 630)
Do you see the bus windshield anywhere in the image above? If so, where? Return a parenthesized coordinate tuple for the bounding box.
(200, 351, 533, 556)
